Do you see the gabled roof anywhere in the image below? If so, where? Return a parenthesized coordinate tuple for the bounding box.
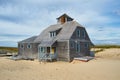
(56, 21, 84, 41)
(56, 13, 74, 20)
(39, 40, 56, 47)
(18, 36, 37, 43)
(34, 21, 85, 43)
(34, 24, 62, 43)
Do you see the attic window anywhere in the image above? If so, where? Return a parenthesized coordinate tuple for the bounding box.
(82, 30, 85, 38)
(50, 31, 56, 37)
(76, 29, 80, 37)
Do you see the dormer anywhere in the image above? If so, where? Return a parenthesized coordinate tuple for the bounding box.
(49, 28, 62, 38)
(56, 13, 74, 24)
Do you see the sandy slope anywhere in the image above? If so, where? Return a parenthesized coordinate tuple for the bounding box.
(0, 48, 120, 80)
(95, 48, 120, 59)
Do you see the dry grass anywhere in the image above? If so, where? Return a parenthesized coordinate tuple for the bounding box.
(95, 48, 120, 59)
(0, 46, 18, 54)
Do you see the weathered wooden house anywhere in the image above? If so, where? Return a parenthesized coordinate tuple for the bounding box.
(18, 14, 93, 61)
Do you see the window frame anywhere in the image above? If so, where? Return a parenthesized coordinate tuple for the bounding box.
(82, 30, 85, 38)
(20, 44, 24, 49)
(70, 41, 74, 48)
(40, 47, 45, 53)
(50, 31, 56, 37)
(76, 42, 80, 53)
(27, 44, 32, 49)
(76, 29, 81, 37)
(84, 43, 89, 48)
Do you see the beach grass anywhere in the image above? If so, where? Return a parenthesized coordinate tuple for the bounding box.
(0, 46, 18, 54)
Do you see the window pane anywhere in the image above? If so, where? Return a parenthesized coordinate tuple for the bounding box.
(50, 32, 56, 37)
(82, 30, 85, 38)
(71, 41, 74, 48)
(50, 32, 52, 37)
(85, 43, 88, 48)
(20, 44, 24, 48)
(76, 30, 80, 37)
(76, 43, 80, 52)
(40, 47, 45, 53)
(54, 32, 56, 36)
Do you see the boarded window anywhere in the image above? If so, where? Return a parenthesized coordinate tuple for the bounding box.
(60, 16, 65, 24)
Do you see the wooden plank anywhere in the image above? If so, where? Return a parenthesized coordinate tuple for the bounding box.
(74, 56, 94, 62)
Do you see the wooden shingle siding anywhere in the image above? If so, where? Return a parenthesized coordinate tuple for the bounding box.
(69, 26, 91, 61)
(18, 43, 39, 59)
(57, 41, 69, 61)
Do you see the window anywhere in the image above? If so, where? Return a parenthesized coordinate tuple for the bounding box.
(27, 44, 32, 48)
(50, 32, 56, 37)
(40, 47, 45, 53)
(76, 29, 80, 37)
(82, 30, 85, 38)
(20, 44, 24, 48)
(71, 41, 74, 48)
(76, 43, 80, 53)
(85, 43, 89, 48)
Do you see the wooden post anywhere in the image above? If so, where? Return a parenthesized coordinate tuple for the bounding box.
(38, 46, 40, 61)
(67, 40, 70, 62)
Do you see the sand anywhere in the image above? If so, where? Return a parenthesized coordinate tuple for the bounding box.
(95, 48, 120, 59)
(0, 48, 120, 80)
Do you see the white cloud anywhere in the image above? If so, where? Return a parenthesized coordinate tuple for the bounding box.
(0, 0, 120, 46)
(87, 26, 120, 41)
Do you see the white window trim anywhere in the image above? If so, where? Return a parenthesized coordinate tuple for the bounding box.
(82, 30, 85, 38)
(76, 42, 80, 53)
(50, 31, 56, 38)
(76, 29, 80, 37)
(27, 44, 32, 48)
(40, 47, 45, 53)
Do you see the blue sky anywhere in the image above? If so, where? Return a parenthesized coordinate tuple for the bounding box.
(0, 0, 120, 47)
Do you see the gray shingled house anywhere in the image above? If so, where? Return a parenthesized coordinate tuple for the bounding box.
(18, 14, 93, 61)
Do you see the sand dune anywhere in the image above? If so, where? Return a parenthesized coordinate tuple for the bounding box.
(95, 48, 120, 59)
(0, 48, 120, 80)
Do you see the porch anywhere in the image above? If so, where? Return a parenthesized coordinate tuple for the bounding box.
(38, 46, 57, 61)
(38, 40, 58, 61)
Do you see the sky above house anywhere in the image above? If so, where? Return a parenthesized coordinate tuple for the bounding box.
(0, 0, 120, 47)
